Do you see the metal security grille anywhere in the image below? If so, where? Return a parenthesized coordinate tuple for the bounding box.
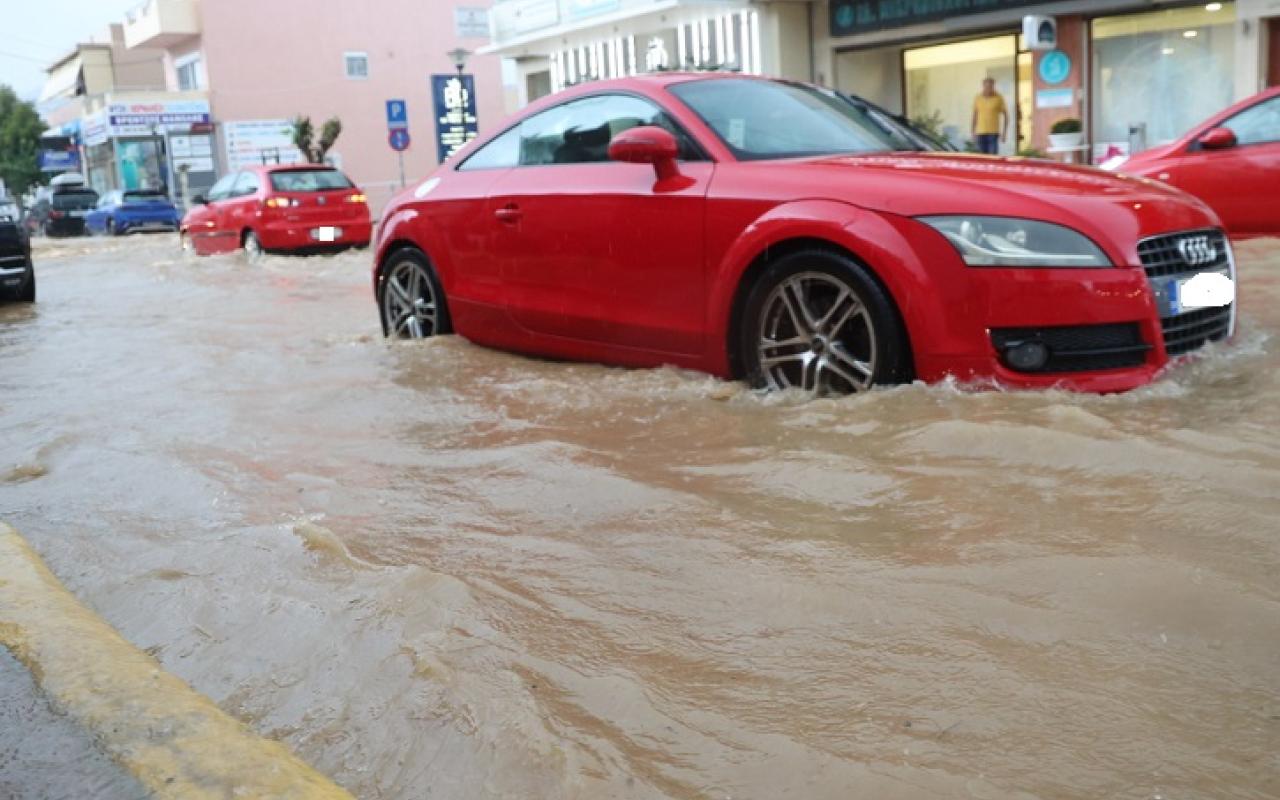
(1137, 229, 1230, 278)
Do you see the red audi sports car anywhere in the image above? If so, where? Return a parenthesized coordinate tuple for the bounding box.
(1103, 86, 1280, 239)
(374, 74, 1236, 395)
(182, 165, 371, 258)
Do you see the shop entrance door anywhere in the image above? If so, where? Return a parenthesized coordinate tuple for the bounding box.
(904, 35, 1018, 154)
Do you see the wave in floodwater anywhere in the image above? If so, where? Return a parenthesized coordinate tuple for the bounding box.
(2, 235, 1278, 799)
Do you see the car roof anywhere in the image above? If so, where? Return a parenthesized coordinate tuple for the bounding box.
(245, 163, 345, 174)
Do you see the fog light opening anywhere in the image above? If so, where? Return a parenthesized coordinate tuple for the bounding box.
(1005, 340, 1050, 371)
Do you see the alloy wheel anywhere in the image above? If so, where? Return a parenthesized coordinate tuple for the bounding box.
(755, 271, 878, 394)
(382, 259, 439, 338)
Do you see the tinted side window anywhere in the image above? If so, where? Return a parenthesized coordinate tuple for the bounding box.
(517, 94, 703, 166)
(458, 126, 521, 171)
(1224, 96, 1280, 146)
(232, 172, 260, 197)
(206, 175, 236, 201)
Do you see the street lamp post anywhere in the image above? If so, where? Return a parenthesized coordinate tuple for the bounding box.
(446, 47, 471, 78)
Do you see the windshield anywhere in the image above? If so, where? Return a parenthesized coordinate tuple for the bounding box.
(269, 169, 353, 192)
(124, 190, 168, 203)
(51, 191, 98, 210)
(669, 78, 900, 160)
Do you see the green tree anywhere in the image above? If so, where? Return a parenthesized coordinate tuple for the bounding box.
(0, 85, 45, 205)
(290, 115, 343, 164)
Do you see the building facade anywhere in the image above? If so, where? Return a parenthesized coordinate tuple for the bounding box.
(118, 0, 507, 209)
(484, 0, 1280, 164)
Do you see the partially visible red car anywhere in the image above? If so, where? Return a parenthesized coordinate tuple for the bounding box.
(1104, 87, 1280, 239)
(181, 165, 371, 258)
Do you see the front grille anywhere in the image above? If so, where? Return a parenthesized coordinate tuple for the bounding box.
(1162, 305, 1233, 356)
(1138, 229, 1235, 358)
(1137, 229, 1230, 277)
(991, 323, 1150, 373)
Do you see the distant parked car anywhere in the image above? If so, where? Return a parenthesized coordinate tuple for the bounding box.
(181, 165, 372, 259)
(1103, 86, 1280, 238)
(0, 203, 35, 302)
(86, 189, 181, 236)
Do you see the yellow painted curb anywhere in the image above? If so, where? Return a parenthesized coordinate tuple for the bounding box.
(0, 523, 354, 799)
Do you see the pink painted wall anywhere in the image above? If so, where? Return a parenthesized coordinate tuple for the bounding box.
(198, 0, 505, 205)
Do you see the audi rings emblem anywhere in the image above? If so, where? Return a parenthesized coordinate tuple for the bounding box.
(1177, 235, 1216, 266)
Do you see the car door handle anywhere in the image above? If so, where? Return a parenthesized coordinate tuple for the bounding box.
(494, 205, 523, 224)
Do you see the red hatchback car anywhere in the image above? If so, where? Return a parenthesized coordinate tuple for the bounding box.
(1104, 87, 1280, 239)
(374, 74, 1237, 395)
(182, 164, 371, 258)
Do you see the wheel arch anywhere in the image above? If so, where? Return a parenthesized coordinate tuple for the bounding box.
(711, 203, 922, 380)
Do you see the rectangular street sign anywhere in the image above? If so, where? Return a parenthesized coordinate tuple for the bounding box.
(431, 75, 478, 164)
(385, 99, 409, 130)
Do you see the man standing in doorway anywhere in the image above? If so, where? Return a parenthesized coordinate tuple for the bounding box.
(971, 77, 1008, 155)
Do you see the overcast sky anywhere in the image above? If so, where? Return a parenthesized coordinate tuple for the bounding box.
(1, 0, 141, 102)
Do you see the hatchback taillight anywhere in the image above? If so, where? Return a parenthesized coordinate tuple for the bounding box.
(345, 193, 368, 204)
(49, 210, 64, 219)
(263, 196, 298, 209)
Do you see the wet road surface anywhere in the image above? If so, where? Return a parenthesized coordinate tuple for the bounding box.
(1, 234, 1278, 799)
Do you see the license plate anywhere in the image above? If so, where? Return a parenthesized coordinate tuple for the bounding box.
(69, 210, 87, 217)
(313, 226, 341, 242)
(1171, 272, 1234, 314)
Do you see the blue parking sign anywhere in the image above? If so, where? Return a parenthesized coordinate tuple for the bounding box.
(386, 99, 408, 129)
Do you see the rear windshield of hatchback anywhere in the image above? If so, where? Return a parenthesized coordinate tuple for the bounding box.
(124, 190, 167, 203)
(269, 169, 353, 192)
(51, 191, 99, 209)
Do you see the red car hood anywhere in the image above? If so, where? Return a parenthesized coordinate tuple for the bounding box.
(776, 153, 1220, 262)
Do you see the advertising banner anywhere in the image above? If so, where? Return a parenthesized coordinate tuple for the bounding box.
(830, 0, 1043, 37)
(106, 99, 212, 137)
(223, 119, 304, 172)
(431, 74, 479, 164)
(38, 149, 81, 173)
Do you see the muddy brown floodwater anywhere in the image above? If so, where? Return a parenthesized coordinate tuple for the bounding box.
(1, 234, 1278, 799)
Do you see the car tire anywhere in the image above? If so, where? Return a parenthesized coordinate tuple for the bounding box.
(243, 230, 263, 263)
(379, 249, 451, 339)
(18, 270, 35, 303)
(106, 218, 116, 236)
(739, 248, 910, 395)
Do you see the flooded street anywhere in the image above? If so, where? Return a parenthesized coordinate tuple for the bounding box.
(2, 234, 1278, 799)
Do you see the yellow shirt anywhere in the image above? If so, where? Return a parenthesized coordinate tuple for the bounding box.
(973, 93, 1007, 135)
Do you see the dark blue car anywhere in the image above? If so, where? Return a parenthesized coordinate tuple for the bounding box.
(86, 189, 181, 236)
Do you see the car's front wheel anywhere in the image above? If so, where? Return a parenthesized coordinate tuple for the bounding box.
(106, 218, 116, 236)
(380, 250, 450, 339)
(18, 270, 35, 303)
(740, 249, 910, 395)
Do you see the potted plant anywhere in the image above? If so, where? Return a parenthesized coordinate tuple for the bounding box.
(1049, 118, 1083, 149)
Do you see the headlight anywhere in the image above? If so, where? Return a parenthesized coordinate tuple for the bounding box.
(918, 216, 1112, 268)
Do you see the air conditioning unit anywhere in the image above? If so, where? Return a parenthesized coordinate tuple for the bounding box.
(1024, 16, 1057, 51)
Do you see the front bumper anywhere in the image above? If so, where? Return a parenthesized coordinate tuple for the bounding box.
(901, 229, 1234, 393)
(256, 219, 373, 251)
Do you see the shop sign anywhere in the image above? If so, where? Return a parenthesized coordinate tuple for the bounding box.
(1038, 50, 1071, 84)
(223, 119, 304, 172)
(566, 0, 619, 19)
(431, 74, 479, 164)
(106, 100, 213, 137)
(82, 112, 109, 147)
(1035, 88, 1073, 109)
(169, 135, 215, 174)
(38, 149, 81, 173)
(831, 0, 1043, 37)
(455, 7, 490, 38)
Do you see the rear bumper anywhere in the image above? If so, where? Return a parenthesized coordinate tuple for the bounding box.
(256, 219, 372, 251)
(116, 214, 180, 233)
(0, 255, 32, 294)
(44, 218, 87, 236)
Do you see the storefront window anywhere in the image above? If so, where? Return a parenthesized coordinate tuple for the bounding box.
(904, 36, 1018, 154)
(116, 138, 169, 193)
(1092, 3, 1236, 157)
